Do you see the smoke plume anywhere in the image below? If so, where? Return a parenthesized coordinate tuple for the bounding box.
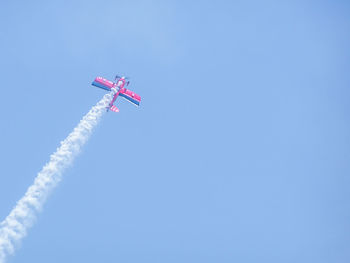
(0, 89, 116, 263)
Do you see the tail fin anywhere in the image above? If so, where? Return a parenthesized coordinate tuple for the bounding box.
(109, 105, 119, 113)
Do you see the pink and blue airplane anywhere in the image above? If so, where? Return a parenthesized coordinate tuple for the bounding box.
(92, 75, 141, 113)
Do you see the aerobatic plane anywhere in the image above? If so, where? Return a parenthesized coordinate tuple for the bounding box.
(92, 75, 141, 113)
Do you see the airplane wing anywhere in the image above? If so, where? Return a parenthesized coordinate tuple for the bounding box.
(92, 77, 115, 91)
(119, 89, 141, 106)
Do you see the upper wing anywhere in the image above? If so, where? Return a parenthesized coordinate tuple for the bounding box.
(119, 89, 141, 106)
(92, 77, 115, 91)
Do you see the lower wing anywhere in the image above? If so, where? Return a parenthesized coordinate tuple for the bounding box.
(92, 77, 114, 91)
(119, 89, 141, 106)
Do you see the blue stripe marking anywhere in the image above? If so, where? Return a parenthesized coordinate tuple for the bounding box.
(92, 81, 111, 91)
(119, 93, 140, 106)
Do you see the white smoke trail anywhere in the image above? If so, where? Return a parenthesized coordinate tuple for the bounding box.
(0, 88, 117, 263)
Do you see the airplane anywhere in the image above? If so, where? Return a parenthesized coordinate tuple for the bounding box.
(92, 75, 141, 113)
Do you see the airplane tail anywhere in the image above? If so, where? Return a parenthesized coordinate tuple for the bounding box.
(109, 105, 119, 113)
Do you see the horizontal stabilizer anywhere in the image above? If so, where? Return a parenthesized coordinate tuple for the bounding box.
(110, 105, 119, 113)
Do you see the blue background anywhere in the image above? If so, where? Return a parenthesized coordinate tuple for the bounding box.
(0, 1, 350, 262)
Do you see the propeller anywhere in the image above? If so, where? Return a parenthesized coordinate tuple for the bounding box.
(115, 75, 131, 85)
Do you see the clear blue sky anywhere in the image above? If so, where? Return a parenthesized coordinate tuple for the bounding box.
(0, 1, 350, 262)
